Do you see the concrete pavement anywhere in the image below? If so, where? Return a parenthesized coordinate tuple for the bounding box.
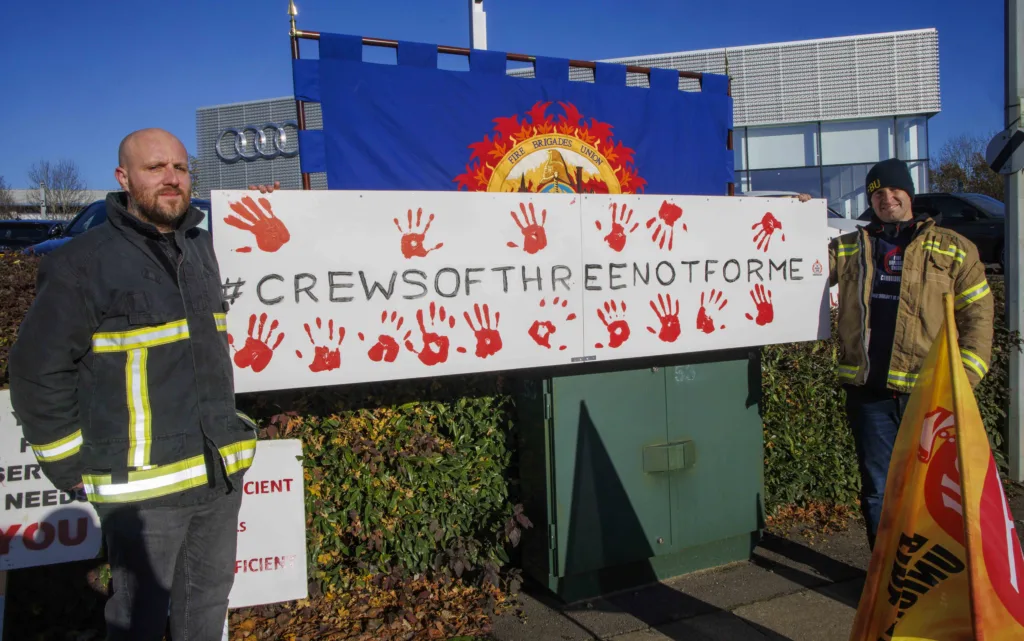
(493, 484, 1024, 641)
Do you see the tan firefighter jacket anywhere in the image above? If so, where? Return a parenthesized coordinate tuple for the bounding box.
(828, 216, 994, 392)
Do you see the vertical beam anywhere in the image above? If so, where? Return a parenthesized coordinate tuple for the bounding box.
(470, 0, 487, 50)
(1006, 0, 1024, 480)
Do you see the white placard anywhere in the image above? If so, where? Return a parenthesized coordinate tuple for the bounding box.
(213, 190, 831, 393)
(0, 390, 102, 571)
(228, 439, 307, 608)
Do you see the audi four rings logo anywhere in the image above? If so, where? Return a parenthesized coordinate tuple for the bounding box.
(216, 121, 299, 162)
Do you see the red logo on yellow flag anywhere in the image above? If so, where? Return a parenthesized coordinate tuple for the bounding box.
(850, 294, 1024, 640)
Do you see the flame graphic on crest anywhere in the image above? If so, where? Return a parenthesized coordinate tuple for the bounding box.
(919, 407, 956, 463)
(453, 101, 646, 194)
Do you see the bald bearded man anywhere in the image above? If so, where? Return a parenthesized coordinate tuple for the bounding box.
(10, 128, 258, 640)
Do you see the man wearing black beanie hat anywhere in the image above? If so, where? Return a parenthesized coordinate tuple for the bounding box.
(824, 157, 994, 550)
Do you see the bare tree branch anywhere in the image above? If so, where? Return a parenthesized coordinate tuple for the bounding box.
(0, 176, 15, 220)
(929, 134, 1004, 200)
(26, 159, 89, 218)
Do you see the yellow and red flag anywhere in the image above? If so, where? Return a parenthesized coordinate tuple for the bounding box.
(850, 294, 1024, 640)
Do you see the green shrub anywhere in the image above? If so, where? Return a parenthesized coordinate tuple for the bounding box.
(0, 253, 40, 387)
(238, 377, 527, 594)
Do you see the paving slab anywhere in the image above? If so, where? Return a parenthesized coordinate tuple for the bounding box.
(731, 580, 862, 641)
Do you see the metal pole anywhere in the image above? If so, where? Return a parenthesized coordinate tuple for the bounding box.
(469, 0, 487, 50)
(1006, 0, 1024, 480)
(289, 0, 311, 191)
(39, 182, 46, 217)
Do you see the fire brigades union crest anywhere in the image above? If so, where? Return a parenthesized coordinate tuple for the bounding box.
(454, 101, 646, 194)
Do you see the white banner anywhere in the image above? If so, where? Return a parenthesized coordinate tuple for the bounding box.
(228, 439, 307, 608)
(0, 390, 102, 571)
(213, 190, 831, 393)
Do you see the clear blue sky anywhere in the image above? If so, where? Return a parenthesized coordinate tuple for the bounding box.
(0, 0, 1005, 190)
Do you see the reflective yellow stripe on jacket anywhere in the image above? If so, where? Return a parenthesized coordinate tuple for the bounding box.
(956, 281, 991, 311)
(887, 370, 919, 389)
(921, 240, 968, 264)
(838, 365, 859, 380)
(82, 438, 257, 504)
(32, 430, 83, 462)
(960, 348, 990, 379)
(92, 313, 229, 470)
(836, 243, 859, 258)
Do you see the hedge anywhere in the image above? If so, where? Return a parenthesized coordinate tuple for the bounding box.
(0, 251, 1019, 597)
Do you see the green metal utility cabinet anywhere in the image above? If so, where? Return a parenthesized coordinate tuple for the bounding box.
(515, 349, 764, 603)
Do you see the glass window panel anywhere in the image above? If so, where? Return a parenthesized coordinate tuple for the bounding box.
(822, 163, 873, 218)
(907, 160, 929, 195)
(820, 118, 895, 165)
(734, 128, 746, 171)
(897, 117, 929, 161)
(745, 124, 819, 170)
(734, 170, 751, 193)
(747, 167, 822, 197)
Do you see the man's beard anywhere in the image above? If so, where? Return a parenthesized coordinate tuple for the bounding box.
(131, 187, 188, 228)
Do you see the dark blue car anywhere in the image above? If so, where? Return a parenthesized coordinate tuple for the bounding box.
(24, 197, 212, 255)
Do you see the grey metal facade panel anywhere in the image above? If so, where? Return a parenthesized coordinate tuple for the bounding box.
(195, 98, 327, 197)
(507, 29, 940, 127)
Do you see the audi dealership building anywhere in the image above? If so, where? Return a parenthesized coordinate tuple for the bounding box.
(195, 28, 939, 218)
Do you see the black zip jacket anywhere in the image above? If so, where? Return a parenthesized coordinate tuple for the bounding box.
(9, 192, 257, 505)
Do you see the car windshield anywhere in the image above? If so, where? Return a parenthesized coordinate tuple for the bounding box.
(68, 203, 106, 235)
(958, 193, 1006, 217)
(0, 224, 51, 243)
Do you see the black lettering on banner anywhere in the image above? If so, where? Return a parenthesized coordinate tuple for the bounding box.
(723, 259, 741, 283)
(20, 438, 30, 454)
(681, 261, 699, 283)
(492, 266, 514, 293)
(656, 261, 676, 286)
(521, 266, 543, 292)
(360, 271, 397, 301)
(435, 268, 461, 298)
(294, 273, 318, 303)
(402, 271, 428, 300)
(465, 268, 485, 296)
(257, 274, 284, 305)
(43, 490, 58, 507)
(609, 263, 627, 290)
(790, 258, 804, 281)
(906, 557, 949, 588)
(633, 262, 650, 286)
(748, 259, 764, 283)
(328, 272, 354, 303)
(552, 266, 572, 291)
(704, 260, 719, 282)
(925, 545, 966, 574)
(585, 264, 603, 291)
(25, 491, 40, 508)
(769, 259, 787, 281)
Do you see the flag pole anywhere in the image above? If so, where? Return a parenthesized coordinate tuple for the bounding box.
(943, 292, 981, 635)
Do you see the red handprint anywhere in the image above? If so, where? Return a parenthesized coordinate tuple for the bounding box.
(830, 291, 839, 308)
(744, 285, 775, 326)
(404, 302, 456, 366)
(229, 313, 285, 372)
(393, 208, 443, 259)
(645, 201, 687, 251)
(294, 318, 345, 372)
(507, 202, 548, 254)
(463, 304, 502, 359)
(646, 294, 681, 343)
(696, 290, 728, 334)
(595, 203, 639, 252)
(358, 311, 406, 363)
(224, 196, 291, 253)
(595, 300, 630, 349)
(752, 212, 785, 252)
(528, 297, 577, 351)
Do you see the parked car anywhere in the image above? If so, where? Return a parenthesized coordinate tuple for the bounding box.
(0, 219, 66, 252)
(24, 196, 212, 255)
(857, 192, 1006, 268)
